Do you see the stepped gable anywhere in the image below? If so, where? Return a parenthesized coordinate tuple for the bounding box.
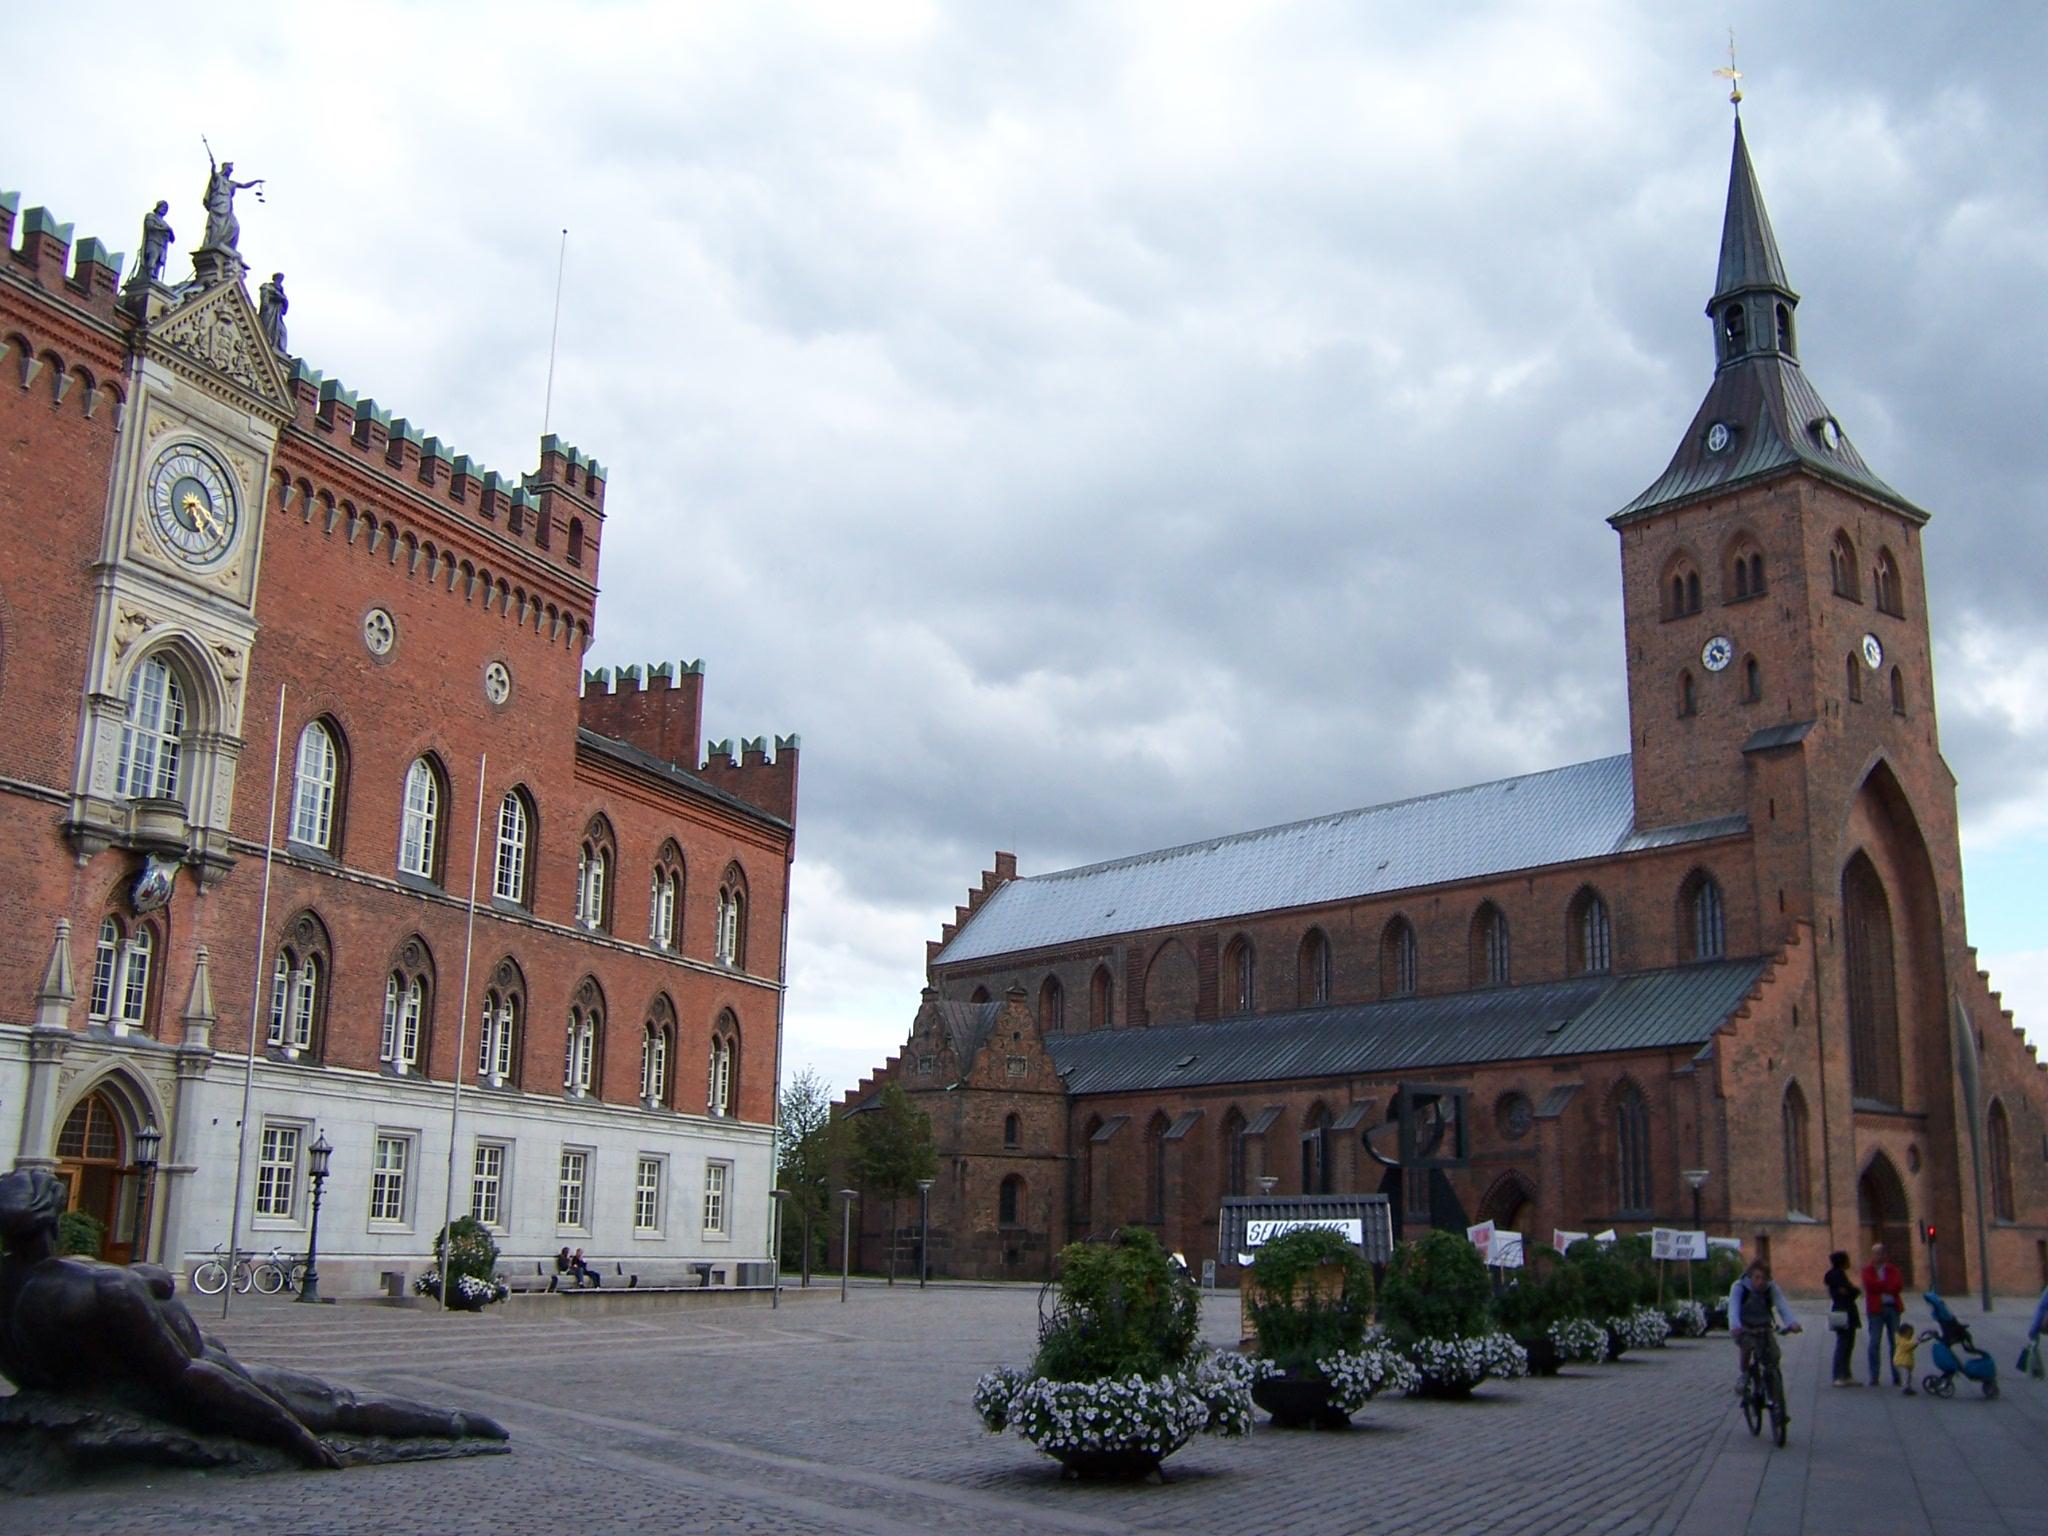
(936, 756, 1746, 966)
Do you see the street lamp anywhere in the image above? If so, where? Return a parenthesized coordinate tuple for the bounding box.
(132, 1121, 161, 1265)
(916, 1177, 935, 1290)
(838, 1188, 859, 1304)
(1682, 1169, 1711, 1231)
(768, 1188, 789, 1310)
(1257, 1174, 1278, 1197)
(297, 1132, 333, 1304)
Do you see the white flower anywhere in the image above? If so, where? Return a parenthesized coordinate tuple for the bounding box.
(1547, 1316, 1608, 1362)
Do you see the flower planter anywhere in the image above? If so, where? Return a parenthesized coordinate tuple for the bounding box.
(1252, 1372, 1352, 1430)
(1604, 1326, 1628, 1362)
(1054, 1446, 1167, 1481)
(1521, 1337, 1562, 1377)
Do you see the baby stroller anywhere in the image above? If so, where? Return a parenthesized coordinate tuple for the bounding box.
(1919, 1291, 1999, 1399)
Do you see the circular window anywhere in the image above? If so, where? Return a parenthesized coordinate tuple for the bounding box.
(483, 661, 512, 705)
(1495, 1092, 1533, 1141)
(362, 608, 396, 656)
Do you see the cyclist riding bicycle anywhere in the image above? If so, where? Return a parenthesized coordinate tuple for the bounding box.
(1729, 1257, 1802, 1394)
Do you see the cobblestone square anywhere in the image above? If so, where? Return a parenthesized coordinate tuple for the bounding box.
(7, 1285, 2044, 1536)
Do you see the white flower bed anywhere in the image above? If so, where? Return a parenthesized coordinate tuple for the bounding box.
(1665, 1300, 1709, 1338)
(1317, 1344, 1421, 1411)
(1400, 1331, 1530, 1393)
(1612, 1306, 1672, 1349)
(412, 1269, 509, 1308)
(1547, 1316, 1609, 1363)
(974, 1349, 1256, 1456)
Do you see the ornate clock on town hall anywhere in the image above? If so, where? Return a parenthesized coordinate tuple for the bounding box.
(1701, 635, 1735, 673)
(146, 441, 241, 566)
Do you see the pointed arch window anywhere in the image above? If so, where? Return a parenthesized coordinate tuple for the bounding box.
(1004, 1112, 1021, 1148)
(1223, 1108, 1248, 1198)
(265, 913, 330, 1058)
(1301, 1103, 1333, 1195)
(1039, 974, 1064, 1032)
(1146, 1113, 1170, 1222)
(1224, 936, 1256, 1014)
(1568, 888, 1612, 975)
(650, 842, 684, 951)
(1829, 531, 1861, 601)
(707, 1014, 739, 1117)
(1663, 557, 1704, 620)
(1842, 853, 1903, 1106)
(399, 757, 444, 880)
(1298, 928, 1332, 1006)
(642, 996, 676, 1107)
(1727, 540, 1767, 601)
(477, 960, 525, 1086)
(1720, 300, 1747, 360)
(1988, 1099, 2016, 1222)
(1471, 902, 1510, 987)
(1743, 656, 1763, 704)
(1089, 965, 1115, 1030)
(1782, 1083, 1813, 1216)
(494, 789, 534, 905)
(380, 940, 432, 1075)
(1775, 302, 1795, 354)
(715, 864, 748, 968)
(1077, 1114, 1103, 1230)
(290, 719, 342, 850)
(1615, 1083, 1652, 1216)
(116, 653, 187, 802)
(1681, 872, 1725, 961)
(1847, 652, 1863, 703)
(998, 1174, 1023, 1228)
(90, 915, 156, 1031)
(565, 978, 604, 1097)
(1380, 916, 1418, 998)
(1890, 666, 1906, 716)
(1678, 669, 1697, 718)
(575, 817, 615, 933)
(1873, 548, 1904, 616)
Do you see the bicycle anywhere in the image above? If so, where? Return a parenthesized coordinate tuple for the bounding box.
(250, 1246, 308, 1295)
(190, 1244, 256, 1296)
(1738, 1325, 1794, 1448)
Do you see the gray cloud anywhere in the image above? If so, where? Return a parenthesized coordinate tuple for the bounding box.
(14, 2, 2046, 1084)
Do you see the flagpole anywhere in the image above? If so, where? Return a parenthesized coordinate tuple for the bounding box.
(223, 683, 287, 1320)
(439, 753, 487, 1310)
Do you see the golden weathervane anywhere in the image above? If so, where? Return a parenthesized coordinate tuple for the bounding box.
(1714, 28, 1744, 108)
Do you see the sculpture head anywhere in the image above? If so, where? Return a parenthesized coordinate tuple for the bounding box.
(154, 200, 169, 216)
(0, 1167, 66, 1250)
(272, 272, 284, 285)
(222, 162, 234, 175)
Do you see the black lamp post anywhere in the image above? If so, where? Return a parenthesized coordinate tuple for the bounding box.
(916, 1177, 934, 1290)
(838, 1188, 858, 1304)
(131, 1121, 161, 1265)
(297, 1132, 333, 1304)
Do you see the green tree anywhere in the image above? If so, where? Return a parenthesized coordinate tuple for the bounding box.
(853, 1080, 938, 1284)
(777, 1066, 840, 1280)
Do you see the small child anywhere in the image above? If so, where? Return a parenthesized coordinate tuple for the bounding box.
(1894, 1315, 1920, 1396)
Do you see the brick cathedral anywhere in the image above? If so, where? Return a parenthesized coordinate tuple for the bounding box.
(842, 117, 2048, 1295)
(0, 165, 795, 1294)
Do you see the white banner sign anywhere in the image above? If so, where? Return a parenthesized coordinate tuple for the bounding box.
(1490, 1231, 1526, 1269)
(1466, 1220, 1497, 1261)
(1593, 1229, 1618, 1246)
(1554, 1229, 1590, 1253)
(1651, 1227, 1683, 1260)
(1243, 1218, 1363, 1249)
(1707, 1236, 1745, 1254)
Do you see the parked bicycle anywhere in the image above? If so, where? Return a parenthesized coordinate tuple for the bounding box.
(1739, 1325, 1794, 1448)
(250, 1245, 309, 1295)
(189, 1244, 255, 1296)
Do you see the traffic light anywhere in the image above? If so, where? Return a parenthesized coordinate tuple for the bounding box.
(1923, 1222, 1936, 1243)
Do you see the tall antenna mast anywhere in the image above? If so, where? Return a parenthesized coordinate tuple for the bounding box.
(542, 228, 569, 436)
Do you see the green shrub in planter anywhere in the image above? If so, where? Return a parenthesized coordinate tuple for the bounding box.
(1032, 1226, 1200, 1383)
(1379, 1229, 1494, 1344)
(56, 1208, 105, 1257)
(416, 1216, 509, 1310)
(1564, 1239, 1639, 1318)
(1492, 1247, 1590, 1364)
(1246, 1228, 1374, 1372)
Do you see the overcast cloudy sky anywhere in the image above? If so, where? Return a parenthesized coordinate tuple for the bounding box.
(11, 2, 2045, 1091)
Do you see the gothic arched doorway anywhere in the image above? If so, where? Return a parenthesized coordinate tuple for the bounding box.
(1476, 1171, 1534, 1233)
(55, 1089, 135, 1262)
(1857, 1154, 1913, 1286)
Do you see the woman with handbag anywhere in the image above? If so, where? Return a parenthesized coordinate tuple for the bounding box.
(1824, 1251, 1862, 1386)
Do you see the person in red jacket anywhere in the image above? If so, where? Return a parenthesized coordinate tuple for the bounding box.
(1862, 1243, 1906, 1386)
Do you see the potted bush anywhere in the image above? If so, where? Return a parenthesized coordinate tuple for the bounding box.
(1664, 1298, 1710, 1339)
(56, 1208, 106, 1258)
(1244, 1228, 1414, 1427)
(1564, 1239, 1642, 1360)
(413, 1217, 510, 1311)
(1492, 1248, 1600, 1376)
(1378, 1230, 1528, 1399)
(974, 1227, 1255, 1479)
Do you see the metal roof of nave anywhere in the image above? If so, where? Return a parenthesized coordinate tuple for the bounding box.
(933, 753, 1746, 966)
(1046, 957, 1769, 1095)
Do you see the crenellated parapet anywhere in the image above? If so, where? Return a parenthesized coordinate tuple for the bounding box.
(579, 659, 706, 768)
(696, 733, 802, 825)
(1, 193, 126, 323)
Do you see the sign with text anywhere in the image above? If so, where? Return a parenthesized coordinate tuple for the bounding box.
(1243, 1218, 1363, 1249)
(1466, 1220, 1497, 1261)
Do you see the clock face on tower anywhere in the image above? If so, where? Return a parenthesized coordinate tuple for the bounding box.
(1861, 633, 1884, 670)
(146, 442, 240, 566)
(1701, 635, 1734, 673)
